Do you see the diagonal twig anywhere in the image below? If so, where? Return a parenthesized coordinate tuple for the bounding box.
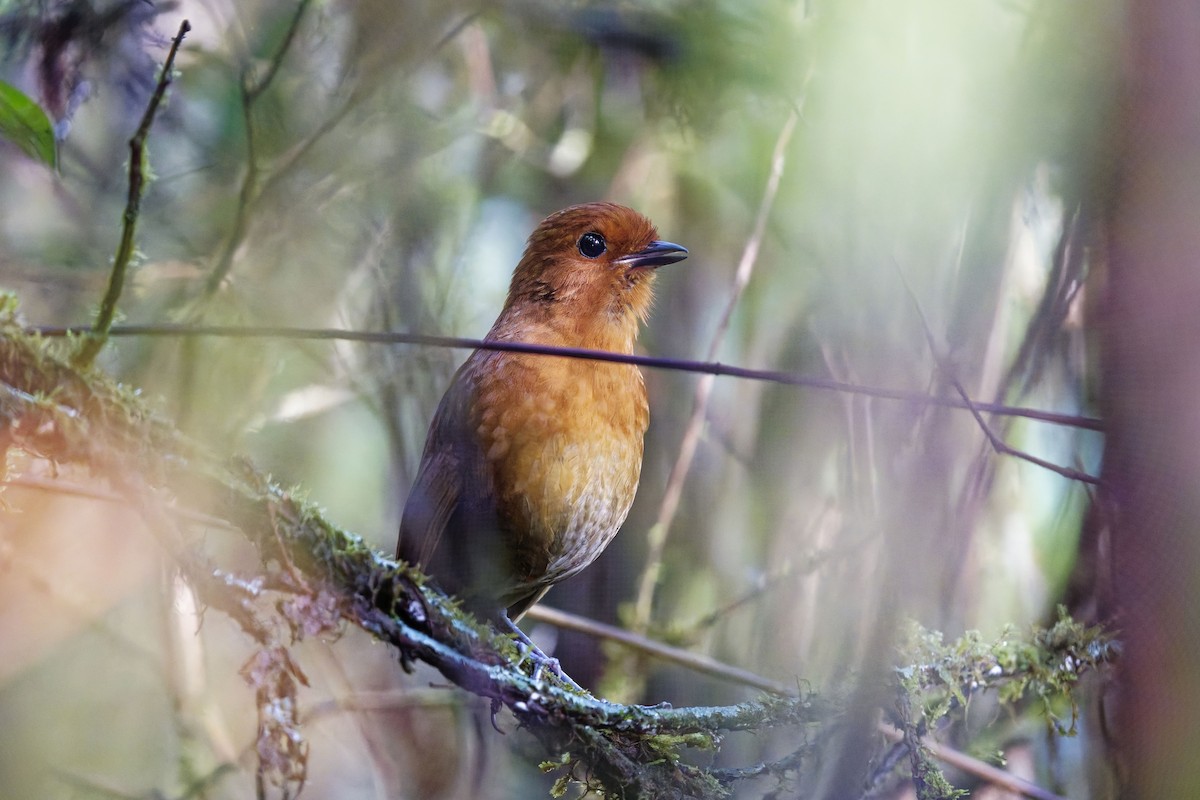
(895, 263, 1100, 485)
(204, 8, 478, 296)
(946, 375, 1099, 485)
(524, 605, 796, 696)
(878, 722, 1067, 800)
(630, 107, 802, 636)
(205, 0, 312, 295)
(72, 19, 191, 368)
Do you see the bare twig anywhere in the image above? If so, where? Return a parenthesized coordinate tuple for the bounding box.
(72, 19, 191, 368)
(631, 107, 800, 636)
(204, 9, 478, 296)
(3, 474, 238, 530)
(878, 722, 1067, 800)
(685, 531, 871, 634)
(946, 375, 1100, 485)
(261, 12, 479, 206)
(524, 605, 796, 696)
(896, 264, 1101, 484)
(206, 0, 312, 295)
(245, 1, 312, 106)
(32, 324, 1104, 432)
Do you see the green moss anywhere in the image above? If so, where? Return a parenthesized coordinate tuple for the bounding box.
(892, 609, 1116, 794)
(898, 607, 1113, 732)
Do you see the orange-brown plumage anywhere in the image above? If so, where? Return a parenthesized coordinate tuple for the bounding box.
(397, 203, 687, 627)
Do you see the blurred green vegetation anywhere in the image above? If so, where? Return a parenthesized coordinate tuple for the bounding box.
(0, 0, 1119, 797)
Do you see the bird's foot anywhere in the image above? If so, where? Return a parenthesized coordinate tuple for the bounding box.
(513, 640, 557, 680)
(500, 617, 585, 692)
(514, 638, 586, 692)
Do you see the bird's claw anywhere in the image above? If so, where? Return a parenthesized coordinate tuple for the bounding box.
(488, 698, 505, 733)
(513, 638, 585, 692)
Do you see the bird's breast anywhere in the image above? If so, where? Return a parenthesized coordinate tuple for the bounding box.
(471, 351, 649, 585)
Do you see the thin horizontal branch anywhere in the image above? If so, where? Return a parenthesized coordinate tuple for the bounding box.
(947, 374, 1100, 485)
(524, 605, 796, 696)
(31, 324, 1104, 433)
(3, 473, 241, 531)
(878, 722, 1066, 800)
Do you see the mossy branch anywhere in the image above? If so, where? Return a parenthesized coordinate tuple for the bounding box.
(0, 314, 826, 800)
(74, 19, 191, 368)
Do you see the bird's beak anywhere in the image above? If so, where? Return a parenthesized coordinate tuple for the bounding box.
(616, 240, 689, 269)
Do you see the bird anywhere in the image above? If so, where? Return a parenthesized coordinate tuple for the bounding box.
(396, 202, 687, 669)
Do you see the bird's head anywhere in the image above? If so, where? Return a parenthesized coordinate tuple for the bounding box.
(502, 202, 688, 349)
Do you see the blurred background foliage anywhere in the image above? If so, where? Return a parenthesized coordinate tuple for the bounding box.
(0, 0, 1122, 797)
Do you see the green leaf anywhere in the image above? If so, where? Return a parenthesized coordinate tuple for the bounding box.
(0, 80, 57, 168)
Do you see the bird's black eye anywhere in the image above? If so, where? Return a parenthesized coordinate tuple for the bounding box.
(578, 231, 607, 259)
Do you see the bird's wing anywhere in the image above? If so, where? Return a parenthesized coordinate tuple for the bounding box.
(396, 357, 502, 605)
